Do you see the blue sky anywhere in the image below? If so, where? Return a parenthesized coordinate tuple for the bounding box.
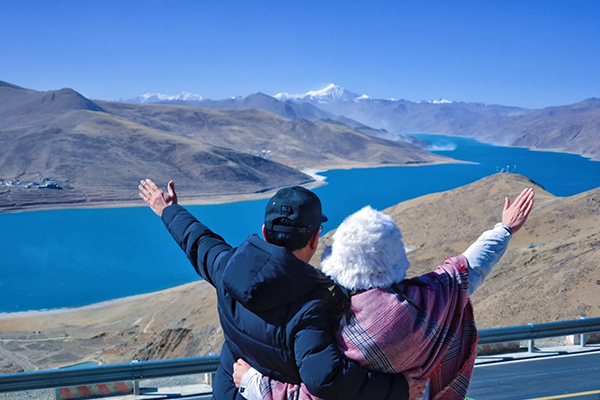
(1, 0, 599, 109)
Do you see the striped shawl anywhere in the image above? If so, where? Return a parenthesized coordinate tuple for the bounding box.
(259, 255, 478, 400)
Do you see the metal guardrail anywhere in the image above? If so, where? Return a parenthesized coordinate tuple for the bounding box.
(478, 316, 600, 345)
(0, 356, 220, 393)
(1, 317, 599, 394)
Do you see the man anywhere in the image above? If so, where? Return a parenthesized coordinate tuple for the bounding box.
(139, 179, 421, 400)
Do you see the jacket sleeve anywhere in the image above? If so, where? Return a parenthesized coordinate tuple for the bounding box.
(294, 299, 409, 400)
(462, 222, 512, 295)
(161, 204, 232, 287)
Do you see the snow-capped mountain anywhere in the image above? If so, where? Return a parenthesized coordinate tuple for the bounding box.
(422, 98, 454, 104)
(130, 91, 203, 104)
(274, 84, 365, 103)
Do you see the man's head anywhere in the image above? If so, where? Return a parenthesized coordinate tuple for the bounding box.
(263, 186, 327, 258)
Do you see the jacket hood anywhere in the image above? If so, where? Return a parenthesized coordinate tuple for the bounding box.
(321, 206, 410, 291)
(222, 235, 331, 312)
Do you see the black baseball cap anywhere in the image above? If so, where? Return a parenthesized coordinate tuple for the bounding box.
(264, 186, 328, 234)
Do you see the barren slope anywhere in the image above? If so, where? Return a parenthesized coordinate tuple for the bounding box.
(0, 81, 455, 212)
(314, 173, 600, 328)
(0, 281, 222, 373)
(2, 173, 598, 373)
(97, 101, 453, 169)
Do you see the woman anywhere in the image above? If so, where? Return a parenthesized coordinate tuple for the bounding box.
(234, 188, 535, 400)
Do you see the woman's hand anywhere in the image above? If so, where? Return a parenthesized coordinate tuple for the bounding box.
(502, 187, 535, 234)
(233, 358, 252, 388)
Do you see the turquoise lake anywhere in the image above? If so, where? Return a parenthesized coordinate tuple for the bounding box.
(2, 134, 600, 313)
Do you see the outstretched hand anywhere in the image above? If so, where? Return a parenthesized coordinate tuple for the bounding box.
(233, 358, 252, 388)
(139, 179, 177, 217)
(502, 187, 535, 234)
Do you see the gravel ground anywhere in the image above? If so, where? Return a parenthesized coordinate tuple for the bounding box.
(0, 389, 53, 400)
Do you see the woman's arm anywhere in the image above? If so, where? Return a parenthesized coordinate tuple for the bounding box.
(463, 223, 512, 295)
(463, 188, 535, 295)
(234, 358, 427, 400)
(234, 359, 263, 400)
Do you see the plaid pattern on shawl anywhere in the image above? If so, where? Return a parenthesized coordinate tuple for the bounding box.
(260, 255, 478, 400)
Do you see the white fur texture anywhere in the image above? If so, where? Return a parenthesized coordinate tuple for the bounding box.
(322, 206, 410, 291)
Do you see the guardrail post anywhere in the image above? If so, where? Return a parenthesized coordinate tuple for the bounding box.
(206, 352, 217, 387)
(203, 371, 215, 386)
(131, 360, 140, 395)
(528, 323, 535, 352)
(580, 316, 587, 347)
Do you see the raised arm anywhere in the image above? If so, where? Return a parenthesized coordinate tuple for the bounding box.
(463, 188, 535, 295)
(139, 179, 232, 287)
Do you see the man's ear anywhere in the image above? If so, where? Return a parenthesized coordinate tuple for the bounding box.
(308, 231, 319, 250)
(262, 225, 268, 242)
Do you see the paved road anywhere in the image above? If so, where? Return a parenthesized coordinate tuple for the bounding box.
(0, 347, 35, 372)
(126, 350, 600, 400)
(468, 351, 600, 399)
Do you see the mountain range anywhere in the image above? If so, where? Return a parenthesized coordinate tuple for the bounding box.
(129, 84, 600, 161)
(2, 78, 598, 213)
(0, 80, 450, 212)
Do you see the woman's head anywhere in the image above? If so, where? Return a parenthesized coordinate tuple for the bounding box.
(321, 206, 410, 291)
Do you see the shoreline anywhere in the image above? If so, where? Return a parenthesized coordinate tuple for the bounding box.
(0, 158, 459, 214)
(414, 132, 600, 162)
(0, 178, 327, 215)
(0, 283, 201, 320)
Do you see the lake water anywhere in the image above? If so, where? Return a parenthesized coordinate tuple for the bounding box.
(2, 134, 600, 313)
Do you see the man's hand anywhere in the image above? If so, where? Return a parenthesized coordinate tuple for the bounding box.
(502, 187, 535, 234)
(233, 358, 252, 388)
(402, 371, 427, 400)
(139, 179, 177, 217)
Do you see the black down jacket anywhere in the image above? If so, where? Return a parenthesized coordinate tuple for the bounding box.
(161, 204, 408, 400)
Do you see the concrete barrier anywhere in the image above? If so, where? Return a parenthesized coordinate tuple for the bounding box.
(477, 341, 521, 355)
(55, 382, 133, 399)
(566, 332, 600, 345)
(53, 361, 135, 400)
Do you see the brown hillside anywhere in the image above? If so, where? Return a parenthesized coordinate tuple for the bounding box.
(0, 281, 222, 373)
(0, 82, 455, 212)
(2, 173, 598, 374)
(97, 101, 453, 170)
(313, 173, 600, 328)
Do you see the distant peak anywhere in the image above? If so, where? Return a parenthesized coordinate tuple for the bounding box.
(422, 98, 454, 104)
(274, 84, 362, 103)
(305, 83, 342, 97)
(579, 97, 600, 106)
(131, 91, 203, 103)
(354, 94, 373, 102)
(0, 80, 26, 90)
(36, 87, 105, 113)
(248, 92, 272, 98)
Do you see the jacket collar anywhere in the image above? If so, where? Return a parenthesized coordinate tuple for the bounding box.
(222, 235, 331, 312)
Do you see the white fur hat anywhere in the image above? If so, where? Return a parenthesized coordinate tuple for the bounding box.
(321, 206, 410, 291)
